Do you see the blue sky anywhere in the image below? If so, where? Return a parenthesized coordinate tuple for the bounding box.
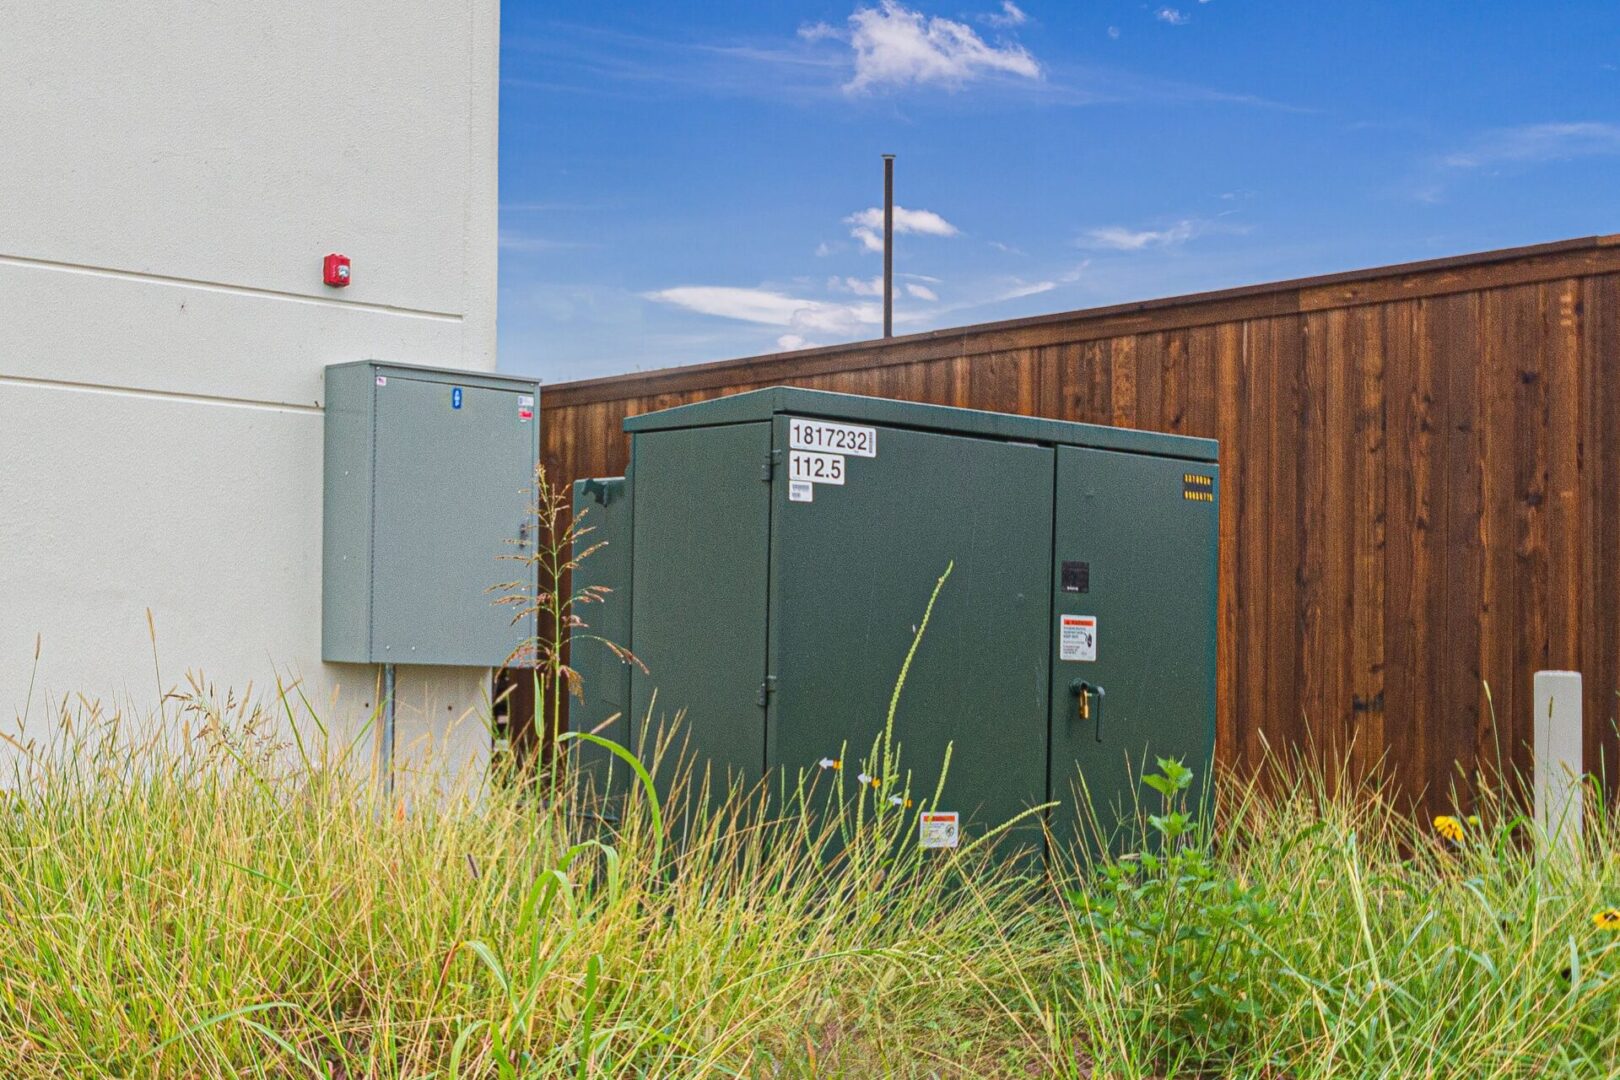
(499, 2, 1620, 381)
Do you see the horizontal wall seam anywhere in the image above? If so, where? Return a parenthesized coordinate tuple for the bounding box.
(0, 373, 323, 414)
(0, 253, 464, 322)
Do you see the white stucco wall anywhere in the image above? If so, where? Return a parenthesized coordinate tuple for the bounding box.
(0, 2, 502, 773)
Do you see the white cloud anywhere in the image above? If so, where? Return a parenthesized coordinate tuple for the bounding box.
(1059, 259, 1091, 283)
(814, 240, 834, 257)
(830, 274, 885, 296)
(777, 334, 819, 350)
(845, 204, 960, 252)
(1081, 219, 1202, 251)
(982, 1, 1028, 29)
(827, 275, 941, 302)
(798, 21, 840, 43)
(1107, 25, 1121, 39)
(1156, 8, 1189, 25)
(645, 285, 880, 336)
(807, 0, 1041, 94)
(996, 280, 1056, 301)
(1441, 122, 1620, 168)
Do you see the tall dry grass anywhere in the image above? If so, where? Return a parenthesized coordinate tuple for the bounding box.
(3, 677, 1619, 1077)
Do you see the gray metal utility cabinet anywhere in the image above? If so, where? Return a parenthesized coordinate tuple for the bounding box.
(322, 361, 540, 667)
(570, 387, 1218, 853)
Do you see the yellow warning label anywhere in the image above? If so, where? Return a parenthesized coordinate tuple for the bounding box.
(1182, 473, 1215, 502)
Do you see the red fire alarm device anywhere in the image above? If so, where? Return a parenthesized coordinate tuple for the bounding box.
(323, 253, 351, 287)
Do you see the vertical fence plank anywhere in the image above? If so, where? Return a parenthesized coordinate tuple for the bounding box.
(1263, 317, 1303, 761)
(1544, 281, 1582, 677)
(1581, 274, 1620, 792)
(1350, 305, 1388, 784)
(1296, 311, 1331, 760)
(1441, 291, 1487, 807)
(1214, 323, 1243, 775)
(1382, 299, 1433, 807)
(1110, 336, 1138, 429)
(1232, 320, 1269, 765)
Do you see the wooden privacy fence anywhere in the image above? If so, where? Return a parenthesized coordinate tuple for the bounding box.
(539, 235, 1620, 812)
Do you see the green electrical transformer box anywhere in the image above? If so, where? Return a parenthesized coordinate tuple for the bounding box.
(569, 387, 1217, 852)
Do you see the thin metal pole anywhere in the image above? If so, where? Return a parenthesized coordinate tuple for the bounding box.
(882, 153, 894, 339)
(381, 663, 396, 798)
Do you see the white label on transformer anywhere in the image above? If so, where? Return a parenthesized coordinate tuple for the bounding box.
(1060, 615, 1097, 662)
(788, 479, 814, 503)
(788, 417, 877, 458)
(919, 811, 959, 849)
(788, 449, 845, 486)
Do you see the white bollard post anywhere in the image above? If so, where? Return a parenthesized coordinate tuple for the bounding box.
(1533, 670, 1583, 849)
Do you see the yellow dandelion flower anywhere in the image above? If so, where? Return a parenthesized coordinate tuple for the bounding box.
(1595, 909, 1620, 931)
(1433, 815, 1465, 843)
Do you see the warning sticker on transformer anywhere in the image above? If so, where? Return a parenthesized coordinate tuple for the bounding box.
(919, 811, 959, 849)
(1060, 615, 1097, 662)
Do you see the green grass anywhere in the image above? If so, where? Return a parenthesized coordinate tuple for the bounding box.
(2, 687, 1618, 1079)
